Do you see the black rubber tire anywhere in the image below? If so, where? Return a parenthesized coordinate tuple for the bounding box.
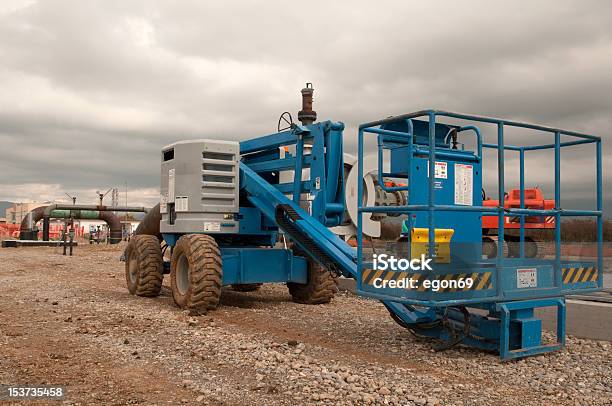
(125, 235, 163, 297)
(506, 236, 538, 258)
(287, 256, 337, 304)
(231, 283, 262, 292)
(507, 238, 519, 258)
(482, 236, 497, 259)
(170, 234, 222, 315)
(524, 237, 539, 258)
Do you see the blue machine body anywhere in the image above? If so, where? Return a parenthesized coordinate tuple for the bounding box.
(161, 109, 603, 360)
(162, 121, 345, 290)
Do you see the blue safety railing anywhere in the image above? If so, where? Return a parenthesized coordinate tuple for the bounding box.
(356, 110, 603, 300)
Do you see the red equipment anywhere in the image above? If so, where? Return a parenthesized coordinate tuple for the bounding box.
(483, 187, 555, 230)
(482, 187, 554, 258)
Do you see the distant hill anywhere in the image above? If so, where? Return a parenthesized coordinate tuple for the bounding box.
(0, 201, 13, 218)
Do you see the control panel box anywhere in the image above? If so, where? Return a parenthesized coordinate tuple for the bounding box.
(160, 139, 239, 234)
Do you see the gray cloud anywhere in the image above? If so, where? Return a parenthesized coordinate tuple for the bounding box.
(0, 0, 610, 214)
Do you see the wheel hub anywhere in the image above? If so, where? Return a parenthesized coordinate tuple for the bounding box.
(176, 254, 190, 295)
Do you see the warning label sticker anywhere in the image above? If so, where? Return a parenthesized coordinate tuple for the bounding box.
(517, 268, 538, 288)
(427, 161, 448, 179)
(454, 164, 473, 206)
(175, 196, 189, 212)
(168, 168, 175, 203)
(160, 194, 168, 214)
(204, 222, 221, 232)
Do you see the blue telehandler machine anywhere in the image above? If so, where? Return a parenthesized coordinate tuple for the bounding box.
(125, 84, 603, 360)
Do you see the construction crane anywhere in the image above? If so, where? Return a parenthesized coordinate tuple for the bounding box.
(124, 85, 603, 360)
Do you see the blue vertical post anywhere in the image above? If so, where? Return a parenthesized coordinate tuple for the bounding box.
(357, 128, 364, 290)
(499, 306, 510, 360)
(407, 119, 414, 260)
(428, 112, 436, 261)
(293, 135, 304, 204)
(557, 300, 566, 346)
(497, 124, 505, 268)
(596, 140, 603, 288)
(519, 148, 525, 258)
(554, 132, 561, 288)
(497, 122, 506, 263)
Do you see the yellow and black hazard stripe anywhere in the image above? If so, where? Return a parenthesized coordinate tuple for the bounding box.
(562, 267, 598, 284)
(361, 270, 493, 292)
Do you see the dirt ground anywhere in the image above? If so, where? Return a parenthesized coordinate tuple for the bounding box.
(0, 243, 610, 405)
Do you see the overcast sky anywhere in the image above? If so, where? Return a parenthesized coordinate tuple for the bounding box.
(0, 0, 610, 216)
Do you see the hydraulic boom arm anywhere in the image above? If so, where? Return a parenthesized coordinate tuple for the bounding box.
(240, 162, 435, 324)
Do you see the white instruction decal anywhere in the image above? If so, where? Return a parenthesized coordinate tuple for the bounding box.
(517, 268, 537, 288)
(160, 193, 168, 214)
(382, 149, 391, 173)
(427, 161, 448, 179)
(168, 168, 175, 203)
(203, 222, 221, 232)
(175, 196, 189, 212)
(454, 164, 473, 206)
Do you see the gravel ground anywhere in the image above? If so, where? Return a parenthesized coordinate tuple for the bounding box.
(0, 243, 610, 405)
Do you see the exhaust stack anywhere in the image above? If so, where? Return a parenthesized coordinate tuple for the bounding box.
(297, 83, 317, 125)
